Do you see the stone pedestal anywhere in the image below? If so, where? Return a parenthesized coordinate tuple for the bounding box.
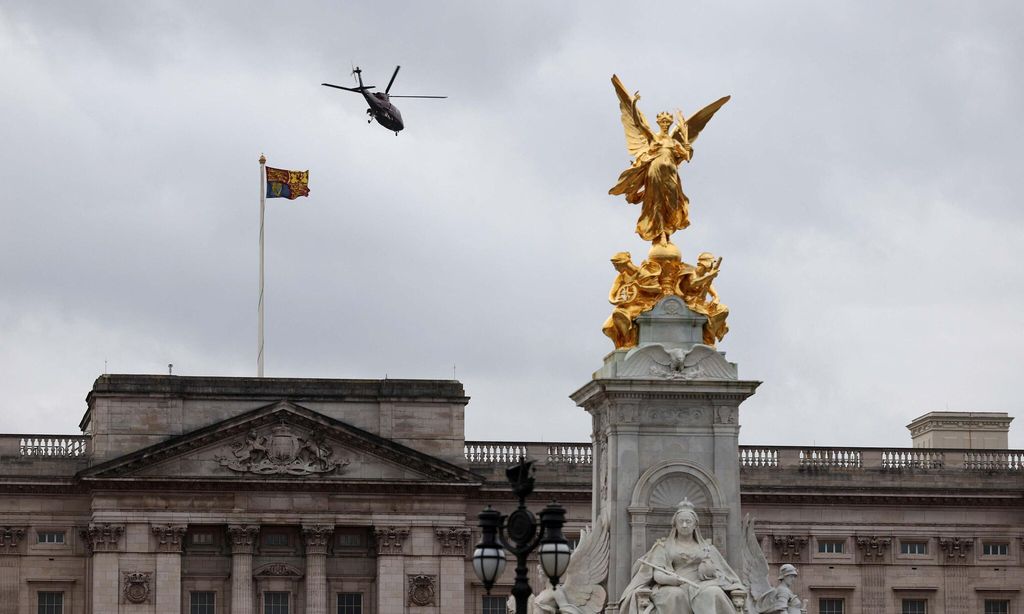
(572, 297, 759, 610)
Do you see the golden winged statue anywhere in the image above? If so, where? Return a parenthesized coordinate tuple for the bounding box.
(609, 75, 730, 246)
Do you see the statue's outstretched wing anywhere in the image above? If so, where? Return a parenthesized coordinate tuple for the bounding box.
(561, 509, 610, 613)
(612, 75, 655, 158)
(683, 95, 730, 144)
(680, 345, 738, 380)
(741, 515, 773, 604)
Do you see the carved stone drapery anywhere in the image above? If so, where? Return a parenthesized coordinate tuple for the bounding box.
(302, 525, 335, 555)
(0, 528, 25, 555)
(122, 571, 152, 604)
(151, 524, 187, 553)
(856, 536, 891, 562)
(407, 575, 436, 606)
(374, 527, 410, 555)
(772, 535, 808, 561)
(82, 524, 124, 554)
(227, 525, 260, 555)
(939, 537, 974, 562)
(434, 527, 471, 556)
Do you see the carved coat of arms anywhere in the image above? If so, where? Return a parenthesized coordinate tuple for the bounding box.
(408, 575, 435, 606)
(216, 424, 349, 475)
(122, 571, 151, 604)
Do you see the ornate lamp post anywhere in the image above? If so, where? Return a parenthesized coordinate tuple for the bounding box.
(472, 459, 572, 614)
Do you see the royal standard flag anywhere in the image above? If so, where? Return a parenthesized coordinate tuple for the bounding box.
(265, 167, 310, 200)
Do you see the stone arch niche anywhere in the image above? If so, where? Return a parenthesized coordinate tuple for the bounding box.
(627, 459, 730, 564)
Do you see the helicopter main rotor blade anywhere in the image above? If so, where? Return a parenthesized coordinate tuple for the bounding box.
(385, 65, 401, 94)
(388, 95, 448, 99)
(322, 83, 375, 92)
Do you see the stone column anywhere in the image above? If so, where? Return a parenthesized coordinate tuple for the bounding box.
(228, 525, 260, 614)
(83, 523, 125, 614)
(0, 528, 25, 614)
(435, 528, 471, 613)
(302, 525, 334, 614)
(572, 299, 759, 609)
(373, 527, 409, 614)
(152, 525, 187, 614)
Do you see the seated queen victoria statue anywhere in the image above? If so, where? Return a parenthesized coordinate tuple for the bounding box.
(619, 500, 747, 614)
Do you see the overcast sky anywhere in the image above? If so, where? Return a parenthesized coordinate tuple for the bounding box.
(1, 1, 1022, 448)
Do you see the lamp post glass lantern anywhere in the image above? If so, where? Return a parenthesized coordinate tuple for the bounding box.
(472, 506, 507, 587)
(472, 459, 572, 614)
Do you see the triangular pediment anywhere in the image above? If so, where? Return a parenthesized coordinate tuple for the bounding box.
(79, 401, 481, 487)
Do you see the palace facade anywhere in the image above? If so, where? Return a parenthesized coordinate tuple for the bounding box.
(0, 375, 1020, 614)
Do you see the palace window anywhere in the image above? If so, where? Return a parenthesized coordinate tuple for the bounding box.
(37, 591, 63, 614)
(900, 541, 928, 555)
(37, 531, 64, 544)
(819, 598, 844, 614)
(902, 599, 927, 614)
(264, 592, 289, 614)
(483, 595, 508, 614)
(336, 529, 366, 549)
(190, 591, 215, 614)
(337, 593, 362, 614)
(191, 532, 215, 546)
(983, 542, 1009, 556)
(985, 600, 1010, 614)
(265, 533, 290, 547)
(818, 540, 845, 553)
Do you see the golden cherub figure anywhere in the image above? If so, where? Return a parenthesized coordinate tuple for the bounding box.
(609, 75, 730, 246)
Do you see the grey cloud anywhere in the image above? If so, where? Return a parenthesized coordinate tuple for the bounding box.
(1, 1, 1022, 449)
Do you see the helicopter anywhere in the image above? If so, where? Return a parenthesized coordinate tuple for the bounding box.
(322, 65, 447, 135)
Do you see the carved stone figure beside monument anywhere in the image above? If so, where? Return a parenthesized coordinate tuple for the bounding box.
(740, 518, 807, 614)
(522, 510, 611, 614)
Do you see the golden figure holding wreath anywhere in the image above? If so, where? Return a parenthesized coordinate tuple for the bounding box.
(609, 75, 729, 246)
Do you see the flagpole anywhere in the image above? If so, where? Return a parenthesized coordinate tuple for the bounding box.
(258, 153, 266, 377)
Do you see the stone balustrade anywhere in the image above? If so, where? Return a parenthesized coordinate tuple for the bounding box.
(0, 434, 90, 457)
(463, 441, 592, 465)
(4, 435, 1021, 472)
(464, 441, 1024, 472)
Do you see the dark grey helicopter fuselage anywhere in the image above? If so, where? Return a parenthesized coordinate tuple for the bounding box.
(362, 91, 404, 132)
